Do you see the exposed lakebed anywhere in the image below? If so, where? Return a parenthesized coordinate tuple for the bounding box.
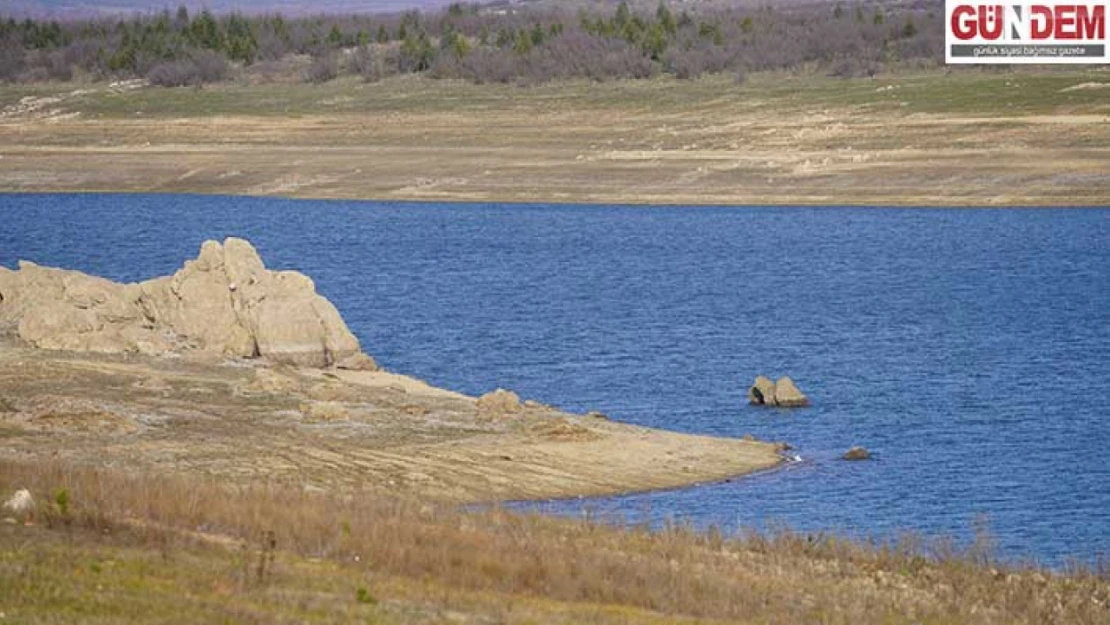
(2, 194, 1107, 565)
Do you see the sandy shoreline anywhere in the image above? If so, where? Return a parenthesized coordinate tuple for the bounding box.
(0, 345, 783, 503)
(4, 186, 1104, 209)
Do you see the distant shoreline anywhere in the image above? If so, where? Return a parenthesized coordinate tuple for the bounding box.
(2, 71, 1108, 208)
(1, 188, 1105, 209)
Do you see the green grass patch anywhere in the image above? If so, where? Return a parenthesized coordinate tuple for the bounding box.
(4, 67, 1106, 121)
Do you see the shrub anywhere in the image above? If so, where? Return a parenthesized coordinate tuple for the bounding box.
(147, 50, 228, 87)
(0, 40, 27, 83)
(349, 46, 393, 82)
(303, 53, 338, 84)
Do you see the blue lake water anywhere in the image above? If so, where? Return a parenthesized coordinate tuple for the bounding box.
(2, 193, 1108, 566)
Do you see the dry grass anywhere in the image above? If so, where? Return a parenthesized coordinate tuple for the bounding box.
(3, 458, 1108, 624)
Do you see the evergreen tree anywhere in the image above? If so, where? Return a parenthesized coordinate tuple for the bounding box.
(614, 1, 631, 28)
(529, 22, 545, 46)
(656, 1, 676, 35)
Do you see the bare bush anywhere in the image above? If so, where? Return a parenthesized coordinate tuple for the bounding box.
(146, 50, 228, 87)
(349, 45, 394, 82)
(0, 39, 27, 83)
(522, 32, 657, 82)
(303, 53, 338, 84)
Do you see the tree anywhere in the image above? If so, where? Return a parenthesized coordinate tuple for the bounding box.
(901, 16, 918, 38)
(189, 10, 222, 51)
(614, 1, 631, 28)
(656, 1, 676, 35)
(642, 22, 667, 60)
(513, 29, 533, 55)
(399, 30, 434, 71)
(226, 13, 257, 63)
(529, 23, 545, 46)
(327, 25, 344, 46)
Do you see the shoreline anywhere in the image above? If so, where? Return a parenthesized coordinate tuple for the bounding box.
(2, 188, 1106, 210)
(0, 345, 784, 503)
(0, 238, 782, 504)
(3, 71, 1109, 208)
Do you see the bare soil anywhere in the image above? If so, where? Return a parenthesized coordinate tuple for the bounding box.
(2, 71, 1108, 206)
(0, 340, 781, 502)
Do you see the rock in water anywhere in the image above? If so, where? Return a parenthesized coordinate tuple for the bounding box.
(0, 238, 365, 368)
(842, 446, 872, 461)
(773, 376, 809, 407)
(748, 375, 809, 407)
(748, 376, 776, 405)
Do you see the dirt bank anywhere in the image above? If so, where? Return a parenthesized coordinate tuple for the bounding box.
(0, 344, 781, 502)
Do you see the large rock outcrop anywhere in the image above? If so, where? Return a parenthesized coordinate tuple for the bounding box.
(0, 238, 364, 367)
(748, 376, 809, 408)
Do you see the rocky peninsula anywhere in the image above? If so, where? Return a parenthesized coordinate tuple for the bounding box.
(0, 239, 780, 502)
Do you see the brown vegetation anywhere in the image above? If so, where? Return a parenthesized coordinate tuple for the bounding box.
(2, 457, 1108, 624)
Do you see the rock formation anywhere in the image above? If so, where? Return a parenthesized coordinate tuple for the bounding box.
(476, 388, 523, 415)
(842, 446, 872, 461)
(748, 376, 777, 406)
(0, 237, 365, 367)
(748, 376, 810, 407)
(772, 377, 809, 407)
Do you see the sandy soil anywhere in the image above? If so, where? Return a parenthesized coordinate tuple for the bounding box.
(0, 342, 783, 502)
(1, 74, 1107, 206)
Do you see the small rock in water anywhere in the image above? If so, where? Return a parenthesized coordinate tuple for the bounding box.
(772, 377, 809, 407)
(748, 376, 776, 405)
(585, 410, 610, 420)
(842, 446, 872, 461)
(747, 375, 809, 407)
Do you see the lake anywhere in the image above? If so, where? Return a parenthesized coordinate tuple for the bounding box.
(2, 193, 1107, 566)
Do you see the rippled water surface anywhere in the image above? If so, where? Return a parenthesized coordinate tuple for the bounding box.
(2, 194, 1108, 565)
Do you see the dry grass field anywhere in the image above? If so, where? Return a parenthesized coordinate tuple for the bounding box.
(3, 457, 1109, 624)
(2, 68, 1109, 206)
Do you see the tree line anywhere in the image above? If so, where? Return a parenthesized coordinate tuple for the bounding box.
(0, 1, 945, 86)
